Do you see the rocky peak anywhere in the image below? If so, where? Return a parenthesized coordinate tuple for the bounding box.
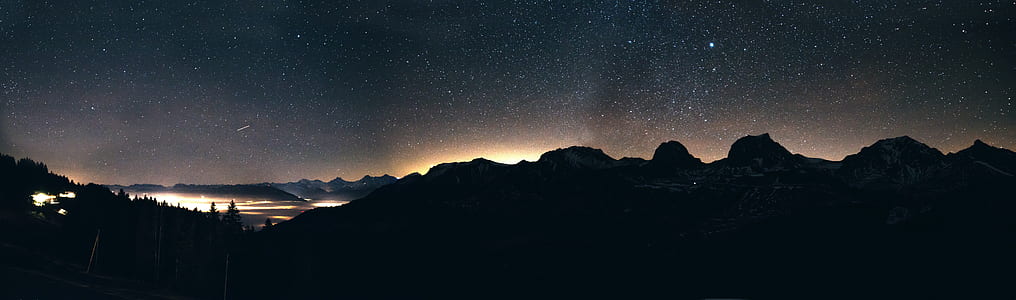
(956, 139, 1010, 157)
(723, 133, 796, 168)
(839, 136, 946, 185)
(650, 141, 703, 169)
(538, 146, 617, 170)
(846, 136, 944, 166)
(951, 139, 1016, 175)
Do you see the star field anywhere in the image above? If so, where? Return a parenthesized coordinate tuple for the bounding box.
(1, 1, 1014, 184)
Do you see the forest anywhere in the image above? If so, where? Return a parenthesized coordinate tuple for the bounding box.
(0, 154, 258, 298)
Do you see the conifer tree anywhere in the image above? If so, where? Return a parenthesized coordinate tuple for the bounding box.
(223, 200, 242, 232)
(208, 202, 219, 220)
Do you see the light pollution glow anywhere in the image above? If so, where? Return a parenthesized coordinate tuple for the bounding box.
(398, 143, 568, 176)
(133, 192, 348, 226)
(53, 133, 1001, 188)
(392, 136, 858, 176)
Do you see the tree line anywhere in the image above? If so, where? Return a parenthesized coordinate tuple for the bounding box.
(0, 154, 262, 297)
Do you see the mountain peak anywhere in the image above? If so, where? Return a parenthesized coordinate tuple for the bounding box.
(953, 139, 1016, 170)
(328, 177, 351, 184)
(650, 141, 703, 169)
(469, 158, 497, 164)
(957, 139, 1004, 155)
(724, 133, 795, 167)
(875, 136, 923, 147)
(971, 139, 993, 149)
(862, 136, 944, 158)
(839, 136, 946, 185)
(425, 158, 505, 177)
(863, 136, 941, 154)
(538, 146, 617, 170)
(354, 174, 399, 185)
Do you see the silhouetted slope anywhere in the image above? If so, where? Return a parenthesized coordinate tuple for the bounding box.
(0, 154, 245, 298)
(231, 134, 1016, 298)
(0, 155, 76, 211)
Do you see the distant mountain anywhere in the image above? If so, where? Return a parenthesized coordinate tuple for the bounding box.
(104, 175, 398, 203)
(233, 134, 1016, 298)
(266, 174, 398, 200)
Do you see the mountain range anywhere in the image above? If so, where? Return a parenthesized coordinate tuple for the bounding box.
(283, 133, 1015, 231)
(105, 175, 398, 202)
(5, 134, 1012, 298)
(231, 133, 1016, 298)
(265, 175, 399, 200)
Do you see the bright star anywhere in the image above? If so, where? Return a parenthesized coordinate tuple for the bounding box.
(708, 42, 715, 48)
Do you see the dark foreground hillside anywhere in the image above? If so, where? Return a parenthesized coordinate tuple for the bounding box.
(0, 154, 251, 299)
(2, 134, 1014, 298)
(230, 135, 1016, 298)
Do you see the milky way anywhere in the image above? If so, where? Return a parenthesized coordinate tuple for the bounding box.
(1, 1, 1014, 184)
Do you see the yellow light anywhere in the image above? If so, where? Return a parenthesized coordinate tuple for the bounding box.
(59, 192, 76, 198)
(402, 148, 546, 176)
(31, 193, 56, 207)
(270, 215, 294, 221)
(310, 200, 349, 208)
(57, 209, 68, 215)
(233, 205, 299, 210)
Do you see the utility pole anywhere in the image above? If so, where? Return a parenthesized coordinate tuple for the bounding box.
(155, 205, 164, 281)
(222, 253, 230, 300)
(87, 229, 101, 273)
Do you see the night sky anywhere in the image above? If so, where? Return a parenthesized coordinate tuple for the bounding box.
(2, 1, 1014, 185)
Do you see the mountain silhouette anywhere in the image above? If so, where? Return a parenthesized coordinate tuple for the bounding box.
(949, 139, 1016, 175)
(268, 175, 397, 200)
(537, 146, 620, 170)
(229, 134, 1016, 298)
(838, 136, 947, 186)
(718, 133, 801, 170)
(649, 140, 703, 170)
(4, 135, 1015, 298)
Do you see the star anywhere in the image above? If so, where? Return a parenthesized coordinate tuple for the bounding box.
(0, 1, 1010, 185)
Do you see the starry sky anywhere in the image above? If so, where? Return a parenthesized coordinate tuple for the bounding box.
(1, 1, 1014, 185)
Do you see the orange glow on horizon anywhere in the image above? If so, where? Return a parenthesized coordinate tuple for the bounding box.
(400, 146, 550, 176)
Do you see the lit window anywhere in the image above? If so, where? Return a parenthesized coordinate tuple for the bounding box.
(31, 193, 56, 207)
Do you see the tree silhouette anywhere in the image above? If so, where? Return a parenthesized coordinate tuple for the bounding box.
(208, 202, 219, 220)
(223, 200, 242, 233)
(262, 217, 273, 230)
(0, 153, 257, 297)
